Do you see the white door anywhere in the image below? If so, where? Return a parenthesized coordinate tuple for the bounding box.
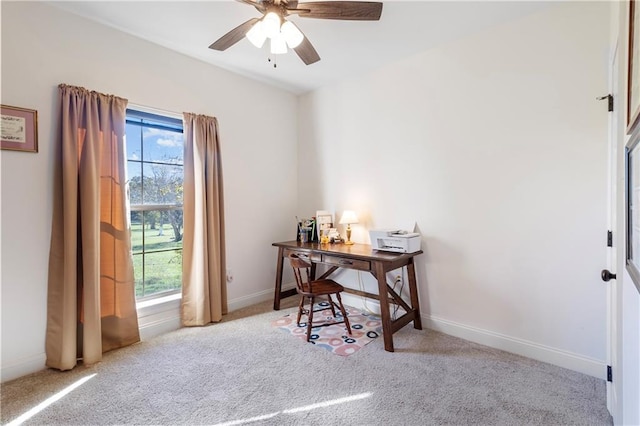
(605, 39, 622, 421)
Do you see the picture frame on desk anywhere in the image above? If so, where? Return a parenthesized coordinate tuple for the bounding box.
(316, 210, 333, 241)
(1, 104, 38, 153)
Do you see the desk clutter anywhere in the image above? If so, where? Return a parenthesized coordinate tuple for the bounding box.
(296, 215, 343, 244)
(296, 211, 421, 253)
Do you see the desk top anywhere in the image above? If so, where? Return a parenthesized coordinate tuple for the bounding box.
(272, 240, 423, 263)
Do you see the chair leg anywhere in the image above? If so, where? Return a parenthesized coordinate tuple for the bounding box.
(306, 296, 315, 342)
(327, 294, 337, 317)
(335, 292, 352, 335)
(297, 296, 305, 326)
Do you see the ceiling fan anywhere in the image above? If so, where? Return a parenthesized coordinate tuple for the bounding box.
(209, 0, 383, 66)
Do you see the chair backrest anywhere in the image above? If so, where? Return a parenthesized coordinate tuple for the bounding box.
(289, 253, 312, 293)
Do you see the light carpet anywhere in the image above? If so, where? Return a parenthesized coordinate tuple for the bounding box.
(1, 298, 612, 425)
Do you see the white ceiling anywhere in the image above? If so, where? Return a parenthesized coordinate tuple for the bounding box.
(51, 1, 551, 95)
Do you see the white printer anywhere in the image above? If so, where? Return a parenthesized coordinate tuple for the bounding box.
(369, 229, 421, 253)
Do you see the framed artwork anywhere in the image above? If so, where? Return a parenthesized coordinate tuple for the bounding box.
(626, 130, 640, 293)
(628, 0, 640, 134)
(1, 104, 38, 152)
(316, 210, 334, 241)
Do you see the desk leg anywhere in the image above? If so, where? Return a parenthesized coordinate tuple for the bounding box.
(407, 258, 422, 330)
(273, 247, 285, 310)
(374, 261, 394, 352)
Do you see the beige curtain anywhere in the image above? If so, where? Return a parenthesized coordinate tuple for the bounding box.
(46, 84, 140, 371)
(182, 113, 227, 326)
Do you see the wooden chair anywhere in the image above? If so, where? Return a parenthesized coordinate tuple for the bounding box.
(288, 253, 352, 342)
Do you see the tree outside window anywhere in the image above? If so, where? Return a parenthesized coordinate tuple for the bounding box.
(126, 110, 184, 300)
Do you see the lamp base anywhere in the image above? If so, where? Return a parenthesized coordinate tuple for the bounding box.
(344, 240, 354, 245)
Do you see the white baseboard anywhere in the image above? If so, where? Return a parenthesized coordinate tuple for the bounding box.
(228, 288, 276, 311)
(424, 314, 607, 380)
(340, 294, 605, 380)
(138, 282, 298, 340)
(1, 352, 47, 383)
(138, 315, 182, 341)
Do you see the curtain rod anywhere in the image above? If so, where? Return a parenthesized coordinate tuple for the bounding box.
(127, 102, 182, 120)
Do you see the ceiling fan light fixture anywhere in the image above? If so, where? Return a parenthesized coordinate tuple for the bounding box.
(262, 12, 281, 39)
(270, 33, 288, 54)
(246, 21, 266, 48)
(209, 0, 384, 66)
(281, 20, 304, 48)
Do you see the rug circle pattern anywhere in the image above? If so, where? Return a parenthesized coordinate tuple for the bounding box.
(271, 303, 382, 356)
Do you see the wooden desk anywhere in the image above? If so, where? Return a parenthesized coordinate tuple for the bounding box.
(272, 240, 423, 352)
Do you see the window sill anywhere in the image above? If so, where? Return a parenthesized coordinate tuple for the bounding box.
(137, 292, 181, 309)
(136, 293, 181, 319)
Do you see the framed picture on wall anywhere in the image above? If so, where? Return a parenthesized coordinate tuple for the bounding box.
(1, 104, 38, 153)
(626, 130, 640, 293)
(628, 0, 640, 134)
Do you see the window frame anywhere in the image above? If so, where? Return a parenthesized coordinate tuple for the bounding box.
(126, 106, 185, 302)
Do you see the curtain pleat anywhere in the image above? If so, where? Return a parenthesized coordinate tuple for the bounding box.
(181, 113, 227, 326)
(46, 84, 140, 371)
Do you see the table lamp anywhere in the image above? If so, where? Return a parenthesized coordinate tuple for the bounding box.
(339, 210, 359, 245)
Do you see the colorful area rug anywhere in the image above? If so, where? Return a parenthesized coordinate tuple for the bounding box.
(271, 303, 382, 356)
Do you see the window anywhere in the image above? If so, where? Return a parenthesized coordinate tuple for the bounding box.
(126, 109, 184, 300)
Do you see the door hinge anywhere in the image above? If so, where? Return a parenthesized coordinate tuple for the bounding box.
(607, 365, 613, 382)
(607, 230, 613, 247)
(597, 94, 614, 112)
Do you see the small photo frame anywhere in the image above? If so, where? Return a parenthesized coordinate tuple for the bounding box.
(1, 104, 38, 153)
(316, 210, 334, 241)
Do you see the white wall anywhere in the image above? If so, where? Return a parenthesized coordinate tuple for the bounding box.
(298, 2, 610, 378)
(0, 2, 298, 381)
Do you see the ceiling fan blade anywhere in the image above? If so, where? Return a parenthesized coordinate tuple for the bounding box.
(236, 0, 266, 13)
(295, 1, 382, 20)
(293, 36, 321, 65)
(209, 18, 260, 51)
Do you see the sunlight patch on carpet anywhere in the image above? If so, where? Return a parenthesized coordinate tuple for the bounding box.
(271, 304, 382, 356)
(213, 392, 373, 426)
(6, 374, 97, 426)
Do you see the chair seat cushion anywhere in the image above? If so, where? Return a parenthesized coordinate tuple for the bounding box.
(299, 279, 345, 296)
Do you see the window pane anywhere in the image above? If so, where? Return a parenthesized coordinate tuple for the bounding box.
(127, 161, 143, 205)
(130, 209, 183, 251)
(132, 253, 144, 298)
(144, 210, 184, 250)
(131, 212, 144, 253)
(126, 123, 142, 161)
(130, 209, 183, 300)
(141, 250, 182, 297)
(142, 127, 183, 165)
(142, 163, 183, 205)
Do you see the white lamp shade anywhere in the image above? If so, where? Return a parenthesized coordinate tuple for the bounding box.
(281, 20, 304, 48)
(339, 210, 359, 225)
(246, 21, 266, 48)
(270, 34, 287, 54)
(262, 12, 281, 39)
